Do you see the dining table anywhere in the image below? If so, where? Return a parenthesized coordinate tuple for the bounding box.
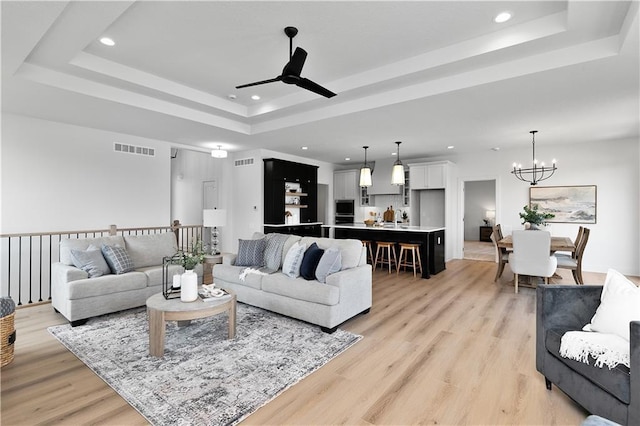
(496, 235, 575, 288)
(497, 235, 575, 253)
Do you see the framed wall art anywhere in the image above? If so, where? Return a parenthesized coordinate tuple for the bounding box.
(529, 185, 597, 224)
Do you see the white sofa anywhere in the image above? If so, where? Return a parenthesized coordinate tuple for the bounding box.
(52, 232, 183, 326)
(212, 234, 372, 333)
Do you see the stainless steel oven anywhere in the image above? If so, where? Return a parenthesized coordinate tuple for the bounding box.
(335, 200, 355, 224)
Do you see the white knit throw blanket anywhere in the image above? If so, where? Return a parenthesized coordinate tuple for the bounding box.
(560, 331, 630, 369)
(239, 267, 269, 282)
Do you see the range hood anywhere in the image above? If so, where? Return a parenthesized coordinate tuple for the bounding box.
(367, 158, 403, 195)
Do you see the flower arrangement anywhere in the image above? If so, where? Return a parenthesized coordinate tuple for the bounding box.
(178, 239, 205, 270)
(519, 204, 555, 227)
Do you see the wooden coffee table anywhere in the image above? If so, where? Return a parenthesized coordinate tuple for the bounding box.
(145, 289, 236, 358)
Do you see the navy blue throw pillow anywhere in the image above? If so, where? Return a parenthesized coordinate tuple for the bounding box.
(300, 242, 325, 280)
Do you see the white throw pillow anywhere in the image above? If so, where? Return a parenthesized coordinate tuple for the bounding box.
(282, 242, 306, 278)
(315, 247, 342, 283)
(587, 269, 640, 341)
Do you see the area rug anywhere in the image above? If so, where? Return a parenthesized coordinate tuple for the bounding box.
(48, 304, 361, 426)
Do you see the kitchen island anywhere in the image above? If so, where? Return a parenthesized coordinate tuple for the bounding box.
(323, 224, 445, 278)
(264, 222, 322, 237)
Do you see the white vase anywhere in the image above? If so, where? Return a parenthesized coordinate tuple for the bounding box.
(180, 270, 198, 302)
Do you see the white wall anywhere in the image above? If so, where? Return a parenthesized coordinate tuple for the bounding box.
(1, 114, 171, 233)
(436, 137, 639, 276)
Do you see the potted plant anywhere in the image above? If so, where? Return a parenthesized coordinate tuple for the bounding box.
(519, 204, 555, 229)
(401, 210, 409, 223)
(179, 239, 206, 270)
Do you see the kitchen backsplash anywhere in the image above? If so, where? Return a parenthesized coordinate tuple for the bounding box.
(357, 194, 410, 223)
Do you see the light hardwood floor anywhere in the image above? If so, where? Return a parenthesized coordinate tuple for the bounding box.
(2, 260, 633, 425)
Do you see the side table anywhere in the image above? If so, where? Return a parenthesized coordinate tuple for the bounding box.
(203, 254, 223, 284)
(479, 226, 493, 242)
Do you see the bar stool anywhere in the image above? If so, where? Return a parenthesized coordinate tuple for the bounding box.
(361, 240, 374, 264)
(374, 241, 397, 273)
(397, 243, 423, 277)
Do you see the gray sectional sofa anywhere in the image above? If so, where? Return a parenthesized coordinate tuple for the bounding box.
(52, 232, 183, 326)
(213, 234, 372, 332)
(537, 285, 639, 425)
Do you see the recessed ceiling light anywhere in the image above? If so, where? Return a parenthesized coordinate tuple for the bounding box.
(494, 12, 512, 23)
(227, 94, 237, 100)
(345, 157, 351, 161)
(391, 152, 397, 156)
(100, 37, 115, 46)
(447, 145, 455, 149)
(492, 147, 501, 151)
(251, 95, 260, 100)
(301, 146, 308, 150)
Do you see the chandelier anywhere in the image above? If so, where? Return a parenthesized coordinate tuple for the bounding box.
(511, 130, 556, 185)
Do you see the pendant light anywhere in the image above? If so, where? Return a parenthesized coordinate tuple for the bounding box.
(511, 130, 557, 185)
(359, 146, 372, 187)
(391, 141, 404, 185)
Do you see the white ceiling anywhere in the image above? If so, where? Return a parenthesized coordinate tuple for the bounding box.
(2, 1, 638, 164)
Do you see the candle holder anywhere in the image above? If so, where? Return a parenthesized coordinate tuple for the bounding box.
(162, 254, 184, 300)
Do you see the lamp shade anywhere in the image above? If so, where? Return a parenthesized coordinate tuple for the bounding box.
(391, 164, 405, 185)
(391, 141, 404, 185)
(359, 167, 372, 187)
(203, 209, 227, 227)
(485, 210, 496, 219)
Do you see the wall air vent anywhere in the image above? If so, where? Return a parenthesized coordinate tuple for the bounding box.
(114, 142, 155, 157)
(234, 158, 254, 167)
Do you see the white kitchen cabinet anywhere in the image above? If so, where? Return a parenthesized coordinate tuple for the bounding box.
(333, 169, 358, 200)
(409, 162, 448, 190)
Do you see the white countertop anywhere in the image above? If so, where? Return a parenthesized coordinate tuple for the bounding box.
(263, 222, 323, 227)
(323, 223, 445, 233)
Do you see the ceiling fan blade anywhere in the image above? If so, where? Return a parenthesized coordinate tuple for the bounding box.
(282, 47, 307, 77)
(235, 76, 281, 89)
(296, 77, 337, 98)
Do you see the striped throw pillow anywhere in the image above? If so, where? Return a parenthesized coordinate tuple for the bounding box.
(235, 238, 266, 267)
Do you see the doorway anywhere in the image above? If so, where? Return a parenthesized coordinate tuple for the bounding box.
(462, 179, 496, 261)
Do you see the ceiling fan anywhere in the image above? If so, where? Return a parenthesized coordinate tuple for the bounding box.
(235, 26, 337, 98)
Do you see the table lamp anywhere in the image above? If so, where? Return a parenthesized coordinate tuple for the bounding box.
(203, 209, 227, 255)
(485, 210, 496, 226)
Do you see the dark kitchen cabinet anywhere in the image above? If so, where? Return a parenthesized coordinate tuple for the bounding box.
(263, 224, 321, 237)
(264, 158, 318, 225)
(429, 230, 446, 274)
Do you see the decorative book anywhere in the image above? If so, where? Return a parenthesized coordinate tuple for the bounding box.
(199, 285, 229, 301)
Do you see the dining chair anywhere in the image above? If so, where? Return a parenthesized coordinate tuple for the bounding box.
(555, 226, 584, 259)
(508, 230, 557, 293)
(555, 227, 590, 284)
(491, 224, 509, 282)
